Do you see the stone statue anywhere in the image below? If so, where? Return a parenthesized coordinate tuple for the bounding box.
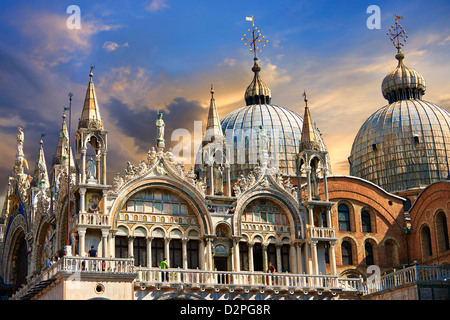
(156, 111, 165, 150)
(86, 157, 96, 179)
(258, 125, 269, 165)
(310, 158, 320, 200)
(213, 164, 224, 195)
(17, 125, 24, 156)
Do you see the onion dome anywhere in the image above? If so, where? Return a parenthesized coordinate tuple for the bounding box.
(381, 50, 426, 103)
(349, 18, 450, 194)
(244, 57, 272, 105)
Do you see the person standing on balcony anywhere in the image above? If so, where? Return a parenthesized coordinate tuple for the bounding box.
(88, 245, 98, 257)
(88, 245, 98, 271)
(266, 261, 276, 285)
(160, 257, 169, 282)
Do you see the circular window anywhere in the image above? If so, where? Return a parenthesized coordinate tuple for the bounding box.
(94, 283, 105, 294)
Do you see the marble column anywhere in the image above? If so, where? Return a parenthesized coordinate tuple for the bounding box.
(79, 188, 86, 214)
(164, 237, 170, 267)
(101, 230, 109, 258)
(329, 240, 337, 275)
(182, 238, 188, 269)
(311, 240, 318, 275)
(78, 228, 86, 257)
(248, 242, 254, 272)
(80, 148, 86, 184)
(101, 150, 107, 185)
(276, 243, 282, 273)
(147, 237, 153, 268)
(128, 236, 135, 260)
(233, 238, 240, 272)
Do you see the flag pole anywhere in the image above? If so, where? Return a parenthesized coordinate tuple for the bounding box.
(65, 92, 73, 256)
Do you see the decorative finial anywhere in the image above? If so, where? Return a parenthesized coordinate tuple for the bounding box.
(241, 16, 269, 59)
(89, 65, 95, 79)
(303, 90, 308, 107)
(387, 15, 408, 61)
(210, 84, 215, 97)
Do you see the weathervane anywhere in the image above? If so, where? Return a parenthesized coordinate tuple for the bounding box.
(240, 16, 269, 58)
(387, 15, 408, 54)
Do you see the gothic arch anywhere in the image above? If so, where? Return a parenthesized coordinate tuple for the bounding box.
(4, 225, 28, 286)
(33, 220, 57, 272)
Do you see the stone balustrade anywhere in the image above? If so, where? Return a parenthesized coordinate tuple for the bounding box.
(308, 226, 336, 239)
(361, 264, 450, 295)
(135, 267, 360, 293)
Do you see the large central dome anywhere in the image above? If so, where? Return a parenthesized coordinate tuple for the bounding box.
(220, 58, 329, 179)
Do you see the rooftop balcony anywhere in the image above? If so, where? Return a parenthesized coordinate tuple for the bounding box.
(13, 257, 449, 300)
(134, 267, 361, 296)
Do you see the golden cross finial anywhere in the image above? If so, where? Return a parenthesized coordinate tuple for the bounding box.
(387, 15, 408, 54)
(240, 16, 269, 58)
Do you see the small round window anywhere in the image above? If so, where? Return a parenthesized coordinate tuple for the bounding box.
(95, 283, 105, 294)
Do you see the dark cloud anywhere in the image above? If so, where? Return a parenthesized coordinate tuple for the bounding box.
(105, 96, 207, 153)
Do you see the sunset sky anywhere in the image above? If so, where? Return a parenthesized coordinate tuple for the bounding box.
(0, 0, 449, 203)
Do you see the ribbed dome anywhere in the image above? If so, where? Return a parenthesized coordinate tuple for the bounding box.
(221, 104, 330, 179)
(349, 99, 450, 193)
(381, 52, 426, 104)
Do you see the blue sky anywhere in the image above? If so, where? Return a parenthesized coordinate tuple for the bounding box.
(0, 0, 449, 200)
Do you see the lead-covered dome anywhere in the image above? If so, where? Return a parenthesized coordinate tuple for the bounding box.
(350, 50, 450, 194)
(221, 103, 330, 179)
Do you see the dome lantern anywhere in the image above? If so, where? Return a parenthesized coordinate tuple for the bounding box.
(381, 16, 426, 103)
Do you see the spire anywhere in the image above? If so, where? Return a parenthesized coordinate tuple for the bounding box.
(241, 17, 271, 106)
(299, 91, 320, 152)
(79, 66, 103, 130)
(53, 114, 75, 167)
(202, 85, 224, 147)
(32, 140, 49, 189)
(206, 85, 223, 137)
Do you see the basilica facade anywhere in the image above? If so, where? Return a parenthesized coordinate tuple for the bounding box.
(0, 19, 449, 301)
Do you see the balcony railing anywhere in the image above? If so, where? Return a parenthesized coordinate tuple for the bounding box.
(73, 212, 110, 227)
(135, 267, 361, 293)
(11, 257, 135, 300)
(308, 226, 336, 239)
(361, 264, 450, 295)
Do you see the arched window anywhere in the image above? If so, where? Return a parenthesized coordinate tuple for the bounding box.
(365, 242, 374, 265)
(361, 210, 372, 233)
(338, 204, 351, 231)
(420, 225, 433, 258)
(341, 241, 353, 265)
(436, 211, 449, 253)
